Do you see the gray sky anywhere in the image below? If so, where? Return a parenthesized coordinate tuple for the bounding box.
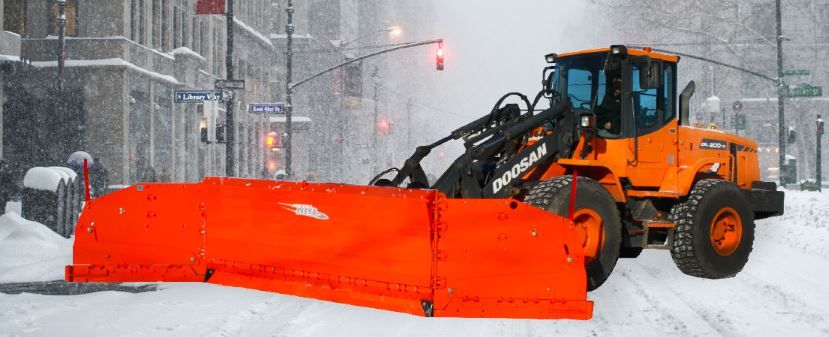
(429, 1, 595, 125)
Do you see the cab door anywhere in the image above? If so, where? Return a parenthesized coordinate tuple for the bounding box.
(625, 60, 678, 188)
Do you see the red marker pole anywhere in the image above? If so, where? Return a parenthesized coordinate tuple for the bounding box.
(83, 159, 91, 202)
(568, 171, 578, 221)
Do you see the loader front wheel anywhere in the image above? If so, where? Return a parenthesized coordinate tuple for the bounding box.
(525, 176, 622, 291)
(669, 179, 755, 279)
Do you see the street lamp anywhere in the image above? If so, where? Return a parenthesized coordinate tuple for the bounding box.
(56, 0, 67, 91)
(340, 25, 403, 48)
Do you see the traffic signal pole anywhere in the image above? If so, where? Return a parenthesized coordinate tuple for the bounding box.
(283, 37, 443, 178)
(776, 0, 787, 186)
(225, 0, 235, 177)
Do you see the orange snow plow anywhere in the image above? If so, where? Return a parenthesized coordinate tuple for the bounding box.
(66, 177, 592, 319)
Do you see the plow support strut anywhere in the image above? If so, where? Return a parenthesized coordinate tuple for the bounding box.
(66, 178, 592, 319)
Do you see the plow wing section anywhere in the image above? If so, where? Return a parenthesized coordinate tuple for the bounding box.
(66, 178, 592, 319)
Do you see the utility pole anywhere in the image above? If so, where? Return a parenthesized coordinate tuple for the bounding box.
(371, 66, 380, 174)
(225, 0, 235, 177)
(775, 0, 787, 185)
(284, 0, 295, 179)
(57, 0, 67, 91)
(406, 98, 414, 145)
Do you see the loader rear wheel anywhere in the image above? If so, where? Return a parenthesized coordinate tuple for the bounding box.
(669, 179, 755, 279)
(525, 176, 622, 291)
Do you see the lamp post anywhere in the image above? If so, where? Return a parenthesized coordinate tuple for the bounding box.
(56, 0, 67, 91)
(818, 114, 824, 192)
(284, 0, 295, 179)
(225, 0, 235, 177)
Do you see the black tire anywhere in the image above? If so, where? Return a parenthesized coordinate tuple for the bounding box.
(525, 176, 622, 291)
(669, 179, 755, 279)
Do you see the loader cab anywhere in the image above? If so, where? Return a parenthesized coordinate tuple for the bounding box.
(548, 47, 678, 140)
(548, 46, 680, 188)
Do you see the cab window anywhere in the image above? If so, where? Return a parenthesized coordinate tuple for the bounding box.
(631, 61, 671, 133)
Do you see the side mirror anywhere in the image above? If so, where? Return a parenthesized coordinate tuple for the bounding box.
(679, 81, 696, 125)
(639, 60, 662, 90)
(542, 66, 555, 97)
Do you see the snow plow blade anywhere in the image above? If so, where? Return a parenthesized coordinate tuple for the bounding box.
(66, 177, 592, 319)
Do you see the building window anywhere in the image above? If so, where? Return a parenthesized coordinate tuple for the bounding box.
(820, 5, 829, 42)
(3, 0, 26, 36)
(49, 0, 78, 36)
(162, 0, 170, 50)
(152, 0, 160, 49)
(131, 0, 144, 43)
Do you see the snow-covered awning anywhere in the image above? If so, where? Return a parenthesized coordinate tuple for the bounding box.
(268, 116, 312, 123)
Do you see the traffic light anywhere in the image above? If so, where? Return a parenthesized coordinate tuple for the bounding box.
(377, 117, 391, 135)
(436, 42, 445, 71)
(265, 131, 279, 150)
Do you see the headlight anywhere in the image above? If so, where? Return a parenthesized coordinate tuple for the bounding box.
(544, 53, 557, 64)
(580, 114, 595, 128)
(610, 45, 628, 57)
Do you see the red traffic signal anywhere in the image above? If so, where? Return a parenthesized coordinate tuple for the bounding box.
(436, 42, 445, 71)
(377, 117, 391, 135)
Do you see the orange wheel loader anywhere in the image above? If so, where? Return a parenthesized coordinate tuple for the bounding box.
(66, 45, 784, 320)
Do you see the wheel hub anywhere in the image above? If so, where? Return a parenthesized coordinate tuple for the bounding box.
(709, 207, 743, 256)
(573, 208, 605, 264)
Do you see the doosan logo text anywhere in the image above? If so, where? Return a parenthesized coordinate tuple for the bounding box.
(492, 144, 548, 194)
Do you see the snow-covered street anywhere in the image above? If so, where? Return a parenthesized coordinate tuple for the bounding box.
(0, 191, 827, 337)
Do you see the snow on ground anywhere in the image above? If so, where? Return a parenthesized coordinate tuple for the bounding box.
(0, 213, 72, 283)
(4, 201, 21, 215)
(0, 191, 828, 337)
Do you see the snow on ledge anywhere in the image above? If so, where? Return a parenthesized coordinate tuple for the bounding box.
(0, 54, 20, 62)
(30, 58, 180, 85)
(234, 18, 273, 48)
(172, 47, 206, 61)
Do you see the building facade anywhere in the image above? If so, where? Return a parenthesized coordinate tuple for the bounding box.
(2, 0, 275, 186)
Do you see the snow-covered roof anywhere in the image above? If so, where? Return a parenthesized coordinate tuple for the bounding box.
(23, 167, 74, 192)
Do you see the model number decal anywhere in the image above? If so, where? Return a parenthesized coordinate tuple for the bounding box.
(700, 139, 728, 150)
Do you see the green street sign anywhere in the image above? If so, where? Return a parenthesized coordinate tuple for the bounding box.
(786, 83, 823, 97)
(734, 114, 747, 130)
(784, 69, 810, 76)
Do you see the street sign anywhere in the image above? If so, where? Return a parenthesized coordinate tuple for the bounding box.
(175, 90, 223, 103)
(195, 0, 225, 15)
(732, 100, 742, 112)
(785, 83, 823, 97)
(248, 103, 287, 114)
(215, 79, 245, 90)
(784, 69, 810, 76)
(734, 114, 747, 130)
